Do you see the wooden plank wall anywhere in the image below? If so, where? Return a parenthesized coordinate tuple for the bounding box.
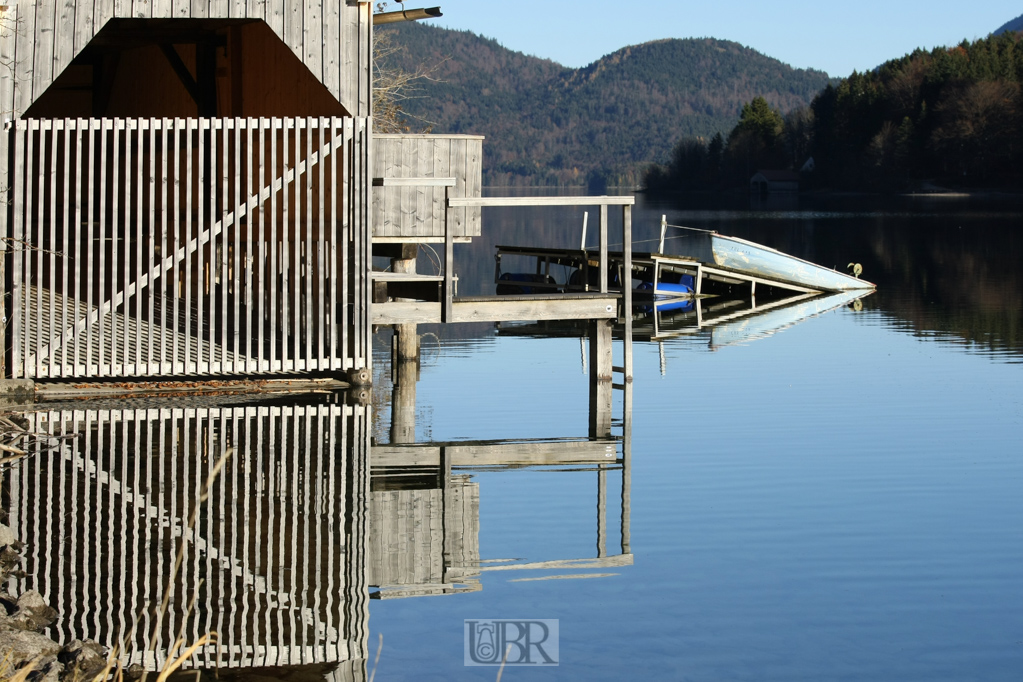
(371, 134, 484, 239)
(11, 404, 371, 673)
(0, 0, 371, 120)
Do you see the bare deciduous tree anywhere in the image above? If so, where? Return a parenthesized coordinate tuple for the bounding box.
(372, 4, 445, 133)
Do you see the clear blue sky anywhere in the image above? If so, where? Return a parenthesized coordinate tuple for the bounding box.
(383, 1, 1023, 77)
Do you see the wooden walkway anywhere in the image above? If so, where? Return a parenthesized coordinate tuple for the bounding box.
(17, 286, 255, 378)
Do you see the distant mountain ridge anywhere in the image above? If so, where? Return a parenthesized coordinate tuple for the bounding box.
(994, 13, 1023, 34)
(379, 23, 832, 185)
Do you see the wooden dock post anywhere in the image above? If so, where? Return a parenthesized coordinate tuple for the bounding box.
(599, 203, 609, 293)
(623, 204, 634, 381)
(443, 186, 455, 323)
(390, 324, 419, 444)
(588, 318, 613, 438)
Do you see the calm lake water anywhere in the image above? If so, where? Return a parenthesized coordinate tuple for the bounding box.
(6, 193, 1023, 681)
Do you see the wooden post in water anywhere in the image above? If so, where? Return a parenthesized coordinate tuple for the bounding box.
(623, 204, 634, 381)
(390, 324, 419, 444)
(443, 187, 455, 323)
(599, 204, 609, 293)
(588, 319, 613, 438)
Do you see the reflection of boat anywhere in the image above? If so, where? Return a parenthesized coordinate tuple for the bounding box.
(631, 290, 872, 343)
(709, 289, 872, 347)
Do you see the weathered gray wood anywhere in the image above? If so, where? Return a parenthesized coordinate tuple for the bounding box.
(32, 0, 56, 100)
(321, 0, 340, 97)
(373, 295, 618, 326)
(442, 186, 453, 322)
(267, 118, 278, 369)
(303, 0, 321, 84)
(304, 115, 314, 368)
(359, 118, 371, 366)
(11, 122, 26, 376)
(85, 120, 96, 369)
(13, 0, 37, 117)
(372, 136, 482, 239)
(479, 555, 633, 572)
(599, 204, 608, 294)
(32, 120, 45, 378)
(148, 119, 158, 374)
(589, 319, 613, 438)
(432, 137, 449, 230)
(8, 112, 362, 379)
(623, 204, 633, 381)
(171, 118, 182, 371)
(449, 196, 635, 207)
(372, 176, 455, 187)
(315, 117, 325, 367)
(0, 9, 17, 340)
(466, 136, 482, 230)
(256, 117, 267, 370)
(2, 1, 373, 119)
(185, 118, 195, 370)
(374, 439, 618, 467)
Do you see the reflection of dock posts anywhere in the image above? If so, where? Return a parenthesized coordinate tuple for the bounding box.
(622, 381, 633, 555)
(440, 445, 453, 585)
(597, 463, 607, 558)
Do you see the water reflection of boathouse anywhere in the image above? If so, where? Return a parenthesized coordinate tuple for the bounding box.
(8, 402, 371, 677)
(4, 375, 632, 671)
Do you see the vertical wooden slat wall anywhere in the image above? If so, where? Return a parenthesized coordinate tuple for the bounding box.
(0, 0, 374, 380)
(15, 404, 370, 671)
(8, 117, 368, 379)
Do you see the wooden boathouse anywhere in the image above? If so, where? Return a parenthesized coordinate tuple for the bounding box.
(1, 0, 374, 383)
(1, 2, 635, 391)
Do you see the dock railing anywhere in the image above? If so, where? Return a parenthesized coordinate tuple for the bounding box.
(446, 193, 635, 380)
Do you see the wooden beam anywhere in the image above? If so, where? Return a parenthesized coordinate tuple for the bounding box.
(372, 294, 618, 325)
(373, 7, 443, 25)
(159, 44, 200, 105)
(373, 439, 618, 467)
(448, 196, 635, 208)
(373, 176, 455, 187)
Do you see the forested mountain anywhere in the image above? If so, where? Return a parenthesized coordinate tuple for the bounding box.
(377, 22, 831, 186)
(648, 30, 1023, 193)
(994, 13, 1023, 35)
